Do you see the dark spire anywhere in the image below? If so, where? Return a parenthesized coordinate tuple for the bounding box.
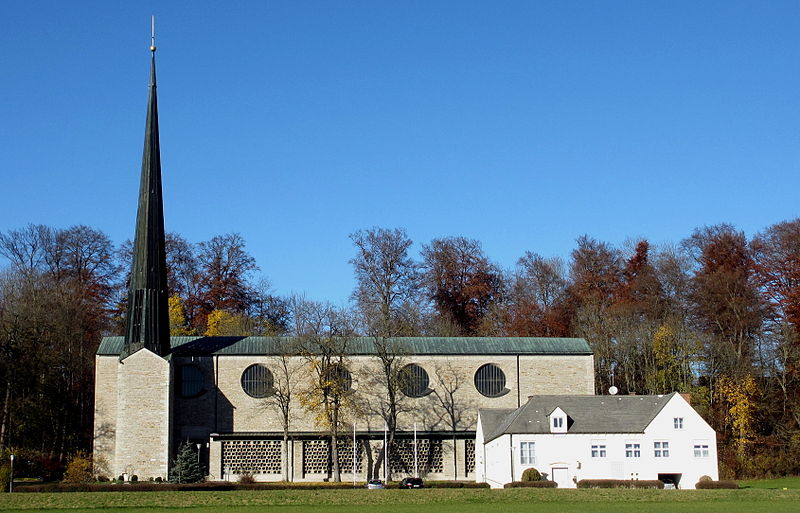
(122, 40, 170, 359)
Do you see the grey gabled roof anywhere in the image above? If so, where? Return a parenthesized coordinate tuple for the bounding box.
(96, 336, 592, 357)
(480, 393, 676, 443)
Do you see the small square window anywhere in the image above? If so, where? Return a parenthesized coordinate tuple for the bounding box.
(674, 417, 684, 429)
(693, 443, 709, 458)
(625, 443, 641, 458)
(591, 444, 607, 458)
(654, 441, 670, 458)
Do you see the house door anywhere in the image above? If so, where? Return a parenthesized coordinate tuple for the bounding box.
(551, 467, 570, 489)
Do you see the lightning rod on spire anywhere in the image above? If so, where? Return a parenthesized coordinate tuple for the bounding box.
(150, 15, 156, 52)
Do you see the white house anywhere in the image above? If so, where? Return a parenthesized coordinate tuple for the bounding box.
(475, 392, 718, 489)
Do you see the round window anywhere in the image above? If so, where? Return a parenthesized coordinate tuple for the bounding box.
(241, 364, 274, 398)
(178, 364, 205, 398)
(324, 364, 352, 393)
(474, 363, 506, 397)
(399, 363, 430, 398)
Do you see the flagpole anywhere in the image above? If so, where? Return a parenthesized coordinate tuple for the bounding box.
(353, 423, 356, 487)
(383, 422, 388, 482)
(414, 422, 418, 478)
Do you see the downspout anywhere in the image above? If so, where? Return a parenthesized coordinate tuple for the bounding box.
(510, 434, 514, 482)
(214, 355, 219, 432)
(516, 355, 521, 407)
(482, 440, 487, 483)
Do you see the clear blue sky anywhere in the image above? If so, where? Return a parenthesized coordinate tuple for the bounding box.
(2, 1, 798, 304)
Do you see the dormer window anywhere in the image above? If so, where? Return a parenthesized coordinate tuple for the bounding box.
(549, 407, 568, 433)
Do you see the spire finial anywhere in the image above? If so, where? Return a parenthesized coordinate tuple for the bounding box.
(150, 15, 156, 52)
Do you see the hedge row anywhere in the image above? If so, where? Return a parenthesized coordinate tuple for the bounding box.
(15, 480, 489, 493)
(504, 481, 558, 488)
(695, 480, 739, 489)
(576, 479, 664, 489)
(424, 481, 490, 489)
(16, 482, 358, 493)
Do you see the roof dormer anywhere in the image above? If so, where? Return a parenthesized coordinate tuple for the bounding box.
(549, 406, 568, 433)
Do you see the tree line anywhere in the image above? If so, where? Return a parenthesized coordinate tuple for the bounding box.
(0, 219, 798, 479)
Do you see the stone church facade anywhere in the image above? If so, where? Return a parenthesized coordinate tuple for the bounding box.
(94, 336, 594, 481)
(92, 43, 596, 482)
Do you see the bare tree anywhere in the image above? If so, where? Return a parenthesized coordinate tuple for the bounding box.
(260, 349, 302, 481)
(294, 300, 358, 482)
(359, 337, 415, 480)
(350, 227, 419, 336)
(430, 359, 475, 479)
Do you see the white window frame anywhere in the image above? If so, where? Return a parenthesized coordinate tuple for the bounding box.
(625, 442, 641, 458)
(674, 417, 684, 429)
(693, 441, 710, 458)
(520, 441, 536, 465)
(591, 443, 607, 458)
(654, 441, 670, 458)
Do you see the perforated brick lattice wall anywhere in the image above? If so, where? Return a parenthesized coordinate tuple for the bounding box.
(222, 440, 282, 475)
(465, 439, 475, 474)
(389, 439, 443, 475)
(302, 439, 363, 475)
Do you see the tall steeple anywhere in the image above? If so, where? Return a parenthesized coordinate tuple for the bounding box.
(123, 21, 170, 359)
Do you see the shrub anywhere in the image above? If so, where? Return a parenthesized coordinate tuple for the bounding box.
(698, 475, 712, 482)
(424, 481, 490, 488)
(521, 468, 542, 482)
(130, 475, 138, 483)
(505, 481, 557, 488)
(238, 473, 255, 484)
(155, 476, 163, 483)
(576, 479, 664, 489)
(695, 480, 738, 489)
(0, 465, 11, 493)
(63, 453, 94, 484)
(117, 475, 124, 483)
(96, 476, 109, 482)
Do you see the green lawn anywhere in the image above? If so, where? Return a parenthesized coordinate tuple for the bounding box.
(739, 475, 800, 489)
(1, 488, 799, 513)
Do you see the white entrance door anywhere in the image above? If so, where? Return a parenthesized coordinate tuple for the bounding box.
(551, 467, 571, 489)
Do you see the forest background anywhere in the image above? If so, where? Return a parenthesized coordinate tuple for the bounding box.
(0, 218, 798, 480)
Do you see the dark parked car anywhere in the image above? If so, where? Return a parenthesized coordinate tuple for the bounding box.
(399, 477, 424, 489)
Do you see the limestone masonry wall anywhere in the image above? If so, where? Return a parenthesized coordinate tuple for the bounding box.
(114, 349, 172, 480)
(93, 356, 118, 477)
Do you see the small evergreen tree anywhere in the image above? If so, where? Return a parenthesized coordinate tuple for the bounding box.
(169, 442, 203, 483)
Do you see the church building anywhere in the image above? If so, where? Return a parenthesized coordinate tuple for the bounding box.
(92, 43, 596, 483)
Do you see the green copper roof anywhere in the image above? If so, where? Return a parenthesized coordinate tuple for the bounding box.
(97, 336, 592, 357)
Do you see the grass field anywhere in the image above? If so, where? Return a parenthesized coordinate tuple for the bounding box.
(1, 486, 800, 513)
(740, 475, 800, 489)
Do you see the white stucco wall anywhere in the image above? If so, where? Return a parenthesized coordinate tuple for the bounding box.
(477, 394, 718, 489)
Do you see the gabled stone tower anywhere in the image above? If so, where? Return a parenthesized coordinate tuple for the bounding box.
(122, 41, 170, 360)
(95, 33, 173, 480)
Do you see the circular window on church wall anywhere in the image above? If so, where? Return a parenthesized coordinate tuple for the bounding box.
(474, 363, 506, 398)
(241, 364, 275, 398)
(178, 364, 205, 398)
(399, 363, 430, 398)
(323, 364, 353, 393)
